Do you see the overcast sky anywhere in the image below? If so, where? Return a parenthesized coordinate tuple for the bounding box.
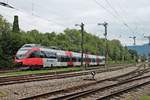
(0, 0, 150, 46)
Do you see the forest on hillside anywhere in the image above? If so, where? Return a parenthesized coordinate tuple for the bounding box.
(0, 15, 138, 68)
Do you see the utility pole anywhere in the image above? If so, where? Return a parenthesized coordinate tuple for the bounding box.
(75, 23, 85, 69)
(98, 22, 108, 69)
(129, 36, 136, 45)
(129, 36, 137, 63)
(144, 36, 150, 45)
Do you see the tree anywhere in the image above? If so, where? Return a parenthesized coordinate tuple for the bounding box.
(148, 53, 150, 59)
(12, 15, 20, 33)
(128, 49, 138, 62)
(0, 15, 135, 67)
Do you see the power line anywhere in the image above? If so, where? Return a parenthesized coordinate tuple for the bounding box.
(18, 1, 71, 28)
(93, 0, 118, 19)
(114, 0, 146, 35)
(27, 0, 75, 23)
(104, 0, 135, 34)
(32, 13, 66, 27)
(105, 0, 120, 17)
(93, 0, 135, 34)
(17, 9, 66, 28)
(0, 1, 67, 28)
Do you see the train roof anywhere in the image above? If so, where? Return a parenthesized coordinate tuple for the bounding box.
(22, 44, 41, 48)
(19, 44, 105, 58)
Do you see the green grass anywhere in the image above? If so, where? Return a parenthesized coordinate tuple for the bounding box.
(140, 96, 150, 100)
(0, 67, 81, 77)
(108, 60, 135, 64)
(0, 91, 7, 97)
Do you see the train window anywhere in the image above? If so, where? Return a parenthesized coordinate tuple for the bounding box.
(102, 58, 105, 62)
(23, 45, 32, 47)
(59, 56, 71, 62)
(72, 57, 76, 62)
(29, 51, 45, 58)
(92, 58, 96, 62)
(59, 56, 64, 62)
(43, 51, 57, 59)
(85, 58, 89, 62)
(57, 56, 61, 62)
(88, 58, 91, 62)
(79, 58, 82, 62)
(83, 58, 85, 62)
(61, 56, 66, 62)
(99, 59, 103, 62)
(16, 54, 26, 59)
(65, 56, 70, 62)
(77, 57, 81, 62)
(67, 57, 70, 62)
(96, 58, 100, 62)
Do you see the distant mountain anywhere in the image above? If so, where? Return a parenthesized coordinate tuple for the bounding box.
(127, 44, 150, 56)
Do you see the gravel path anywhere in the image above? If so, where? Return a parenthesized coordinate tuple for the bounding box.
(0, 66, 137, 100)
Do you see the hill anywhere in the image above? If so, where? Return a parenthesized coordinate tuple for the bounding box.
(128, 44, 150, 56)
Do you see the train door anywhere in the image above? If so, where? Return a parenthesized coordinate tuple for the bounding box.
(65, 51, 73, 66)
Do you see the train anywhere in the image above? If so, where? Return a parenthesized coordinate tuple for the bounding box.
(15, 44, 105, 69)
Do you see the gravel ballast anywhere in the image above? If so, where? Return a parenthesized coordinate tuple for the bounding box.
(0, 66, 138, 100)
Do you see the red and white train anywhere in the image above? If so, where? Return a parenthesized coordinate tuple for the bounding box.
(15, 44, 105, 68)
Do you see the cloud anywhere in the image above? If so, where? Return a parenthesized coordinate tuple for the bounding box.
(0, 0, 149, 45)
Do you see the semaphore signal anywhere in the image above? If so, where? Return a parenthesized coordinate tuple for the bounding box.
(129, 36, 136, 45)
(144, 36, 150, 45)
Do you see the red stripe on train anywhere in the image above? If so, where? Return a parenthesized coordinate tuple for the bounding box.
(65, 51, 73, 66)
(23, 48, 43, 66)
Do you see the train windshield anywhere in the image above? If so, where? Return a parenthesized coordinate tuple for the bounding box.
(16, 48, 30, 59)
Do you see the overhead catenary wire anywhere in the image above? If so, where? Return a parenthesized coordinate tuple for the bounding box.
(92, 0, 142, 45)
(93, 0, 136, 34)
(115, 0, 148, 44)
(105, 0, 134, 31)
(24, 0, 67, 28)
(106, 0, 149, 44)
(0, 0, 147, 41)
(0, 1, 67, 29)
(32, 13, 67, 28)
(93, 0, 119, 20)
(115, 0, 146, 36)
(1, 0, 133, 34)
(26, 0, 81, 25)
(18, 9, 67, 28)
(105, 0, 135, 34)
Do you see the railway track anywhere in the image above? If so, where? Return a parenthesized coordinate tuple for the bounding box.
(0, 63, 131, 74)
(57, 75, 150, 100)
(0, 64, 134, 86)
(19, 64, 148, 100)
